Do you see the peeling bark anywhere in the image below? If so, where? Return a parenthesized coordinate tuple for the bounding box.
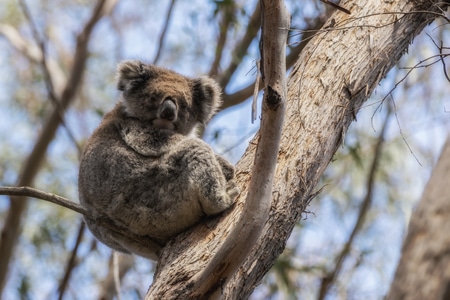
(145, 0, 449, 298)
(3, 0, 447, 298)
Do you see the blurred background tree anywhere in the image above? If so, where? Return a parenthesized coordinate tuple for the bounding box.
(0, 0, 449, 299)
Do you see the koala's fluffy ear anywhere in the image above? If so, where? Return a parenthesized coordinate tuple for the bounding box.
(117, 60, 157, 92)
(192, 77, 223, 124)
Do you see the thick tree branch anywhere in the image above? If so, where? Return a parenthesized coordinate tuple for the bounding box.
(146, 0, 450, 298)
(147, 1, 290, 299)
(197, 1, 288, 298)
(224, 3, 450, 297)
(0, 0, 118, 295)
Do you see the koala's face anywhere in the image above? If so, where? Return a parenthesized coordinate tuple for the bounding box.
(117, 61, 222, 135)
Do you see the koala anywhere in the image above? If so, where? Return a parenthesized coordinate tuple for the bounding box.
(78, 60, 239, 260)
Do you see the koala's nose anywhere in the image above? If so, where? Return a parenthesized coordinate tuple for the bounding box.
(159, 99, 177, 121)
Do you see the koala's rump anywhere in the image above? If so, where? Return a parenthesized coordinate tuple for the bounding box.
(79, 130, 210, 244)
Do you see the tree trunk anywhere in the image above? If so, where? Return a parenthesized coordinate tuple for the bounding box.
(146, 0, 450, 298)
(386, 136, 450, 300)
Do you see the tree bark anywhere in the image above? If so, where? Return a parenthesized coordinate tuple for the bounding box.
(146, 0, 450, 299)
(386, 136, 450, 300)
(185, 2, 289, 298)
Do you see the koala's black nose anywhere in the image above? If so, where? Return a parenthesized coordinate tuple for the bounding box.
(159, 99, 177, 121)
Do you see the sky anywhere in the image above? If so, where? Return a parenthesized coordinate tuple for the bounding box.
(0, 1, 449, 299)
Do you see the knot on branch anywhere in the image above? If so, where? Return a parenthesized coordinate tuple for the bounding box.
(266, 85, 283, 110)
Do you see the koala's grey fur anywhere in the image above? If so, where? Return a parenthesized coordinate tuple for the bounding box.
(78, 60, 239, 260)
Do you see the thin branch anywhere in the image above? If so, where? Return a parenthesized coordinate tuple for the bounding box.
(0, 23, 42, 61)
(427, 33, 450, 82)
(208, 2, 236, 77)
(252, 60, 261, 123)
(0, 0, 118, 295)
(19, 0, 82, 154)
(98, 253, 134, 300)
(0, 186, 161, 251)
(390, 95, 422, 166)
(319, 0, 351, 14)
(0, 186, 88, 215)
(221, 15, 327, 111)
(217, 4, 261, 89)
(57, 221, 85, 300)
(152, 0, 177, 65)
(0, 23, 66, 95)
(318, 108, 391, 300)
(371, 52, 449, 166)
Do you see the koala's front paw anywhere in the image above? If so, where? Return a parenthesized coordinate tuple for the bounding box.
(226, 179, 240, 204)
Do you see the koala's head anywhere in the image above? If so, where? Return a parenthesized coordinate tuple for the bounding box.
(116, 60, 222, 135)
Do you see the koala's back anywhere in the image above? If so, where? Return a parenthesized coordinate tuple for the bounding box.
(78, 106, 226, 257)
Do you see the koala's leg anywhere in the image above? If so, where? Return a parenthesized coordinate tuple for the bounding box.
(84, 217, 162, 260)
(215, 154, 235, 181)
(114, 233, 162, 261)
(197, 156, 240, 216)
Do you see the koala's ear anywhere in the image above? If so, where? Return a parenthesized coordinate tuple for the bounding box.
(116, 60, 157, 92)
(192, 77, 223, 124)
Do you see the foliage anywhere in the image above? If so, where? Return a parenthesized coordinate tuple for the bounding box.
(0, 0, 448, 299)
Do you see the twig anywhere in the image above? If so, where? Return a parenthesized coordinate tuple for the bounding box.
(113, 252, 122, 300)
(208, 1, 236, 77)
(57, 221, 85, 300)
(152, 0, 177, 65)
(427, 33, 450, 82)
(0, 186, 88, 216)
(98, 253, 134, 300)
(217, 4, 261, 88)
(1, 186, 161, 251)
(221, 15, 327, 110)
(371, 51, 446, 166)
(319, 0, 351, 14)
(252, 60, 261, 123)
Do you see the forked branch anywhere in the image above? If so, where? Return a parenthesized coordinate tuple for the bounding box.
(146, 1, 290, 299)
